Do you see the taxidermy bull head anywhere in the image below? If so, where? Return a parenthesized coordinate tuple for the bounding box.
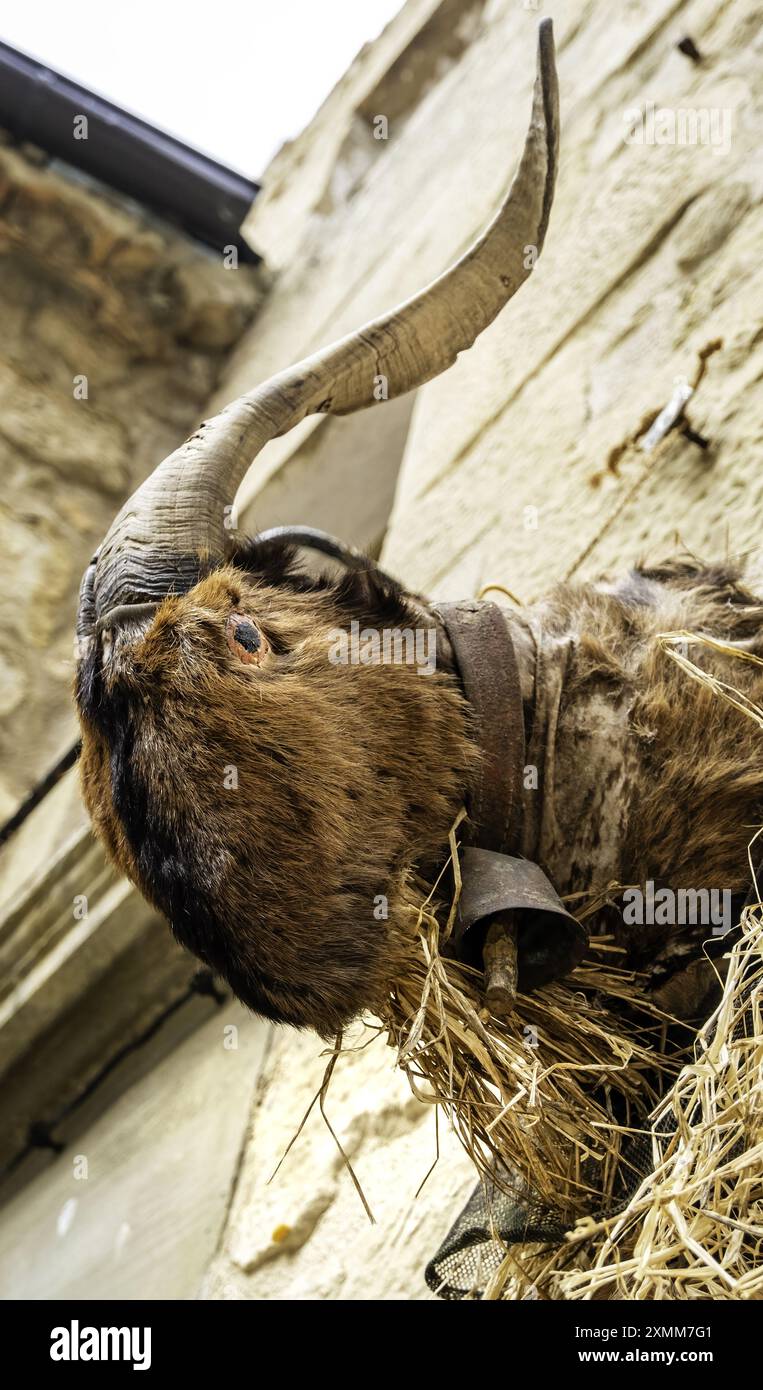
(74, 19, 763, 1038)
(75, 23, 558, 1034)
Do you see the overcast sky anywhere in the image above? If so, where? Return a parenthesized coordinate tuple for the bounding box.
(1, 0, 406, 178)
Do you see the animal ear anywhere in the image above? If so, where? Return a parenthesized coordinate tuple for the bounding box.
(328, 565, 416, 630)
(226, 537, 308, 592)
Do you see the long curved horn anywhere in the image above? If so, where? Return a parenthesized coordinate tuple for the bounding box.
(88, 19, 559, 632)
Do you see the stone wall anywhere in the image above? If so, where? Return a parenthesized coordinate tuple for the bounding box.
(0, 139, 263, 815)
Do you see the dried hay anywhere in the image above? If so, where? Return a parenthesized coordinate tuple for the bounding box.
(555, 903, 763, 1301)
(481, 903, 763, 1301)
(383, 829, 682, 1224)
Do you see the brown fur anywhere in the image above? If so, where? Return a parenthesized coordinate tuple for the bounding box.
(78, 560, 475, 1035)
(530, 561, 763, 973)
(76, 549, 763, 1035)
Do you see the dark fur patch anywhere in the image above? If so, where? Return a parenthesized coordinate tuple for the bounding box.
(229, 534, 421, 632)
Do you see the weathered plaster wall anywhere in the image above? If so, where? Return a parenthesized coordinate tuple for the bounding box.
(0, 1005, 270, 1300)
(0, 139, 263, 815)
(383, 0, 762, 602)
(202, 0, 762, 1299)
(200, 1026, 476, 1302)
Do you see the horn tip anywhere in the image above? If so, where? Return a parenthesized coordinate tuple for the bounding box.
(537, 17, 556, 77)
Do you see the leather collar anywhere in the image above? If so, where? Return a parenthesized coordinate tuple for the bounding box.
(433, 597, 587, 990)
(432, 599, 526, 855)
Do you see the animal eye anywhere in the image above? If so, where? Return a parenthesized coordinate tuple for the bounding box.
(226, 612, 269, 665)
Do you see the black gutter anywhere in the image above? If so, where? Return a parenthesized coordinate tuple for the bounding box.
(0, 39, 261, 263)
